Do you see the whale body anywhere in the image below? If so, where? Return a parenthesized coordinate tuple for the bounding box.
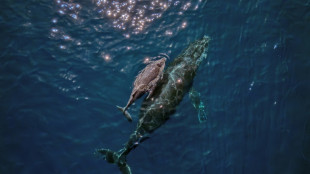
(97, 36, 210, 174)
(116, 57, 167, 122)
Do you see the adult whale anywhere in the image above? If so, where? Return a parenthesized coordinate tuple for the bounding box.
(97, 36, 210, 174)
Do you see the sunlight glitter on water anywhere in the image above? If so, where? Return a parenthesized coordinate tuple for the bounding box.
(101, 52, 112, 62)
(51, 0, 84, 50)
(95, 0, 173, 33)
(94, 0, 197, 35)
(50, 0, 201, 59)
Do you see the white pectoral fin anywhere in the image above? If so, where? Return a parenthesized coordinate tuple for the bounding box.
(146, 76, 160, 99)
(160, 72, 164, 80)
(197, 103, 208, 123)
(146, 84, 156, 99)
(189, 88, 208, 123)
(146, 89, 154, 100)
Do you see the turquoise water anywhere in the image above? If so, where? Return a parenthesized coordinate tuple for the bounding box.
(1, 0, 310, 174)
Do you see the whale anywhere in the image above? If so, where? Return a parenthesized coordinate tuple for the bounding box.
(97, 36, 210, 174)
(116, 57, 166, 122)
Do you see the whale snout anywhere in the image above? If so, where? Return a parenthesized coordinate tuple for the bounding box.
(156, 57, 167, 67)
(201, 35, 211, 46)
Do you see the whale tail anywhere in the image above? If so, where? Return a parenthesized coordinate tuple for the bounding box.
(96, 148, 132, 174)
(96, 130, 147, 174)
(116, 105, 133, 122)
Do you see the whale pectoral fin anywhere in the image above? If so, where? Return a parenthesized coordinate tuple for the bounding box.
(146, 86, 156, 100)
(160, 71, 164, 80)
(189, 88, 208, 123)
(146, 82, 158, 99)
(146, 75, 161, 99)
(197, 106, 208, 123)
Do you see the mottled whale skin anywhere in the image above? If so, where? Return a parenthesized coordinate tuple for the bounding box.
(97, 36, 210, 174)
(116, 57, 166, 122)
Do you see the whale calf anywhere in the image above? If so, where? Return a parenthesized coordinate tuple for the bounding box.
(97, 36, 210, 174)
(117, 57, 166, 122)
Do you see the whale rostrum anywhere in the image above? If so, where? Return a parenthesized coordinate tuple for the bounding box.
(97, 36, 210, 174)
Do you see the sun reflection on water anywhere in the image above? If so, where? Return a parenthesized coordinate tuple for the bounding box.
(50, 0, 201, 59)
(50, 0, 83, 50)
(94, 0, 192, 34)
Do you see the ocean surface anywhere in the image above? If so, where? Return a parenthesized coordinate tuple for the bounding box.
(1, 0, 310, 174)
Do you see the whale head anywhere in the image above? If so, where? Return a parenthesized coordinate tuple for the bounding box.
(175, 35, 210, 71)
(191, 35, 210, 64)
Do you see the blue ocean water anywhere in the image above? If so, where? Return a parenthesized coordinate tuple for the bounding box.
(1, 0, 310, 174)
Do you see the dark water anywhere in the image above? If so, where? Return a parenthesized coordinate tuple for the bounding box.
(1, 0, 310, 174)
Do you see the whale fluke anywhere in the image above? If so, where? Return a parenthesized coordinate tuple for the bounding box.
(116, 105, 133, 122)
(97, 149, 132, 174)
